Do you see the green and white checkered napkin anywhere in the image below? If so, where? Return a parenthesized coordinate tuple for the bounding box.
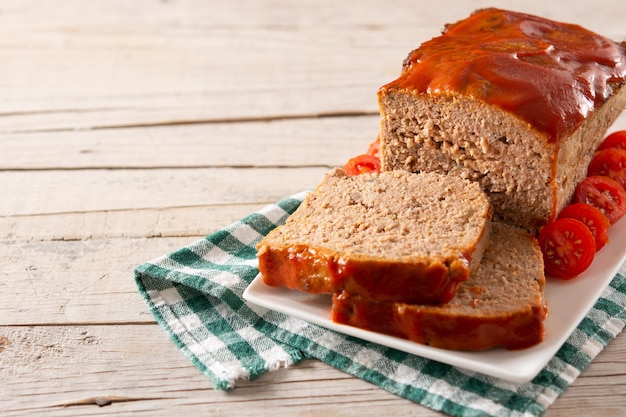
(135, 191, 626, 417)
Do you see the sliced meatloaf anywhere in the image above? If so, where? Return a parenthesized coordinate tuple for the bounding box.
(257, 168, 493, 305)
(331, 222, 547, 351)
(378, 8, 626, 230)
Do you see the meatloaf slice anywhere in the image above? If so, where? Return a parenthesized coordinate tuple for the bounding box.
(331, 222, 547, 351)
(378, 8, 626, 230)
(257, 168, 493, 305)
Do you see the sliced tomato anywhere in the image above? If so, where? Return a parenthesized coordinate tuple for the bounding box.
(572, 176, 626, 224)
(343, 154, 381, 176)
(598, 130, 626, 151)
(557, 203, 610, 251)
(538, 218, 596, 279)
(366, 136, 381, 158)
(587, 148, 626, 190)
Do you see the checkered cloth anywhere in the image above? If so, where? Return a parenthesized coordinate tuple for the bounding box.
(135, 191, 626, 417)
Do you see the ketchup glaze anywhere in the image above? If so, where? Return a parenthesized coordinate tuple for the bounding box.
(383, 8, 626, 141)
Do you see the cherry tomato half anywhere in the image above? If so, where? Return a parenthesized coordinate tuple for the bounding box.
(366, 136, 381, 158)
(598, 130, 626, 151)
(538, 218, 596, 279)
(587, 148, 626, 190)
(557, 203, 610, 251)
(343, 154, 381, 176)
(572, 176, 626, 224)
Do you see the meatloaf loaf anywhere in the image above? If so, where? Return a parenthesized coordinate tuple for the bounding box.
(378, 8, 626, 230)
(257, 168, 493, 305)
(331, 222, 547, 351)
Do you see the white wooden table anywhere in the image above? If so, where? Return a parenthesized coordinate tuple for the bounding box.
(1, 1, 625, 415)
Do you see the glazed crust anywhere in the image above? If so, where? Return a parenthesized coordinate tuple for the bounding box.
(330, 223, 547, 351)
(258, 244, 470, 304)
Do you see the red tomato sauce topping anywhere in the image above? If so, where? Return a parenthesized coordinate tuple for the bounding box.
(382, 8, 626, 141)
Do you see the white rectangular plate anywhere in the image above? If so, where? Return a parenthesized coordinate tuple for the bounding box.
(243, 218, 626, 383)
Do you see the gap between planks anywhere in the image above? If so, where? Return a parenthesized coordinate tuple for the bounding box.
(0, 109, 378, 134)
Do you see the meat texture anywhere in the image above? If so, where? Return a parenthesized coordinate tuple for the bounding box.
(257, 168, 493, 304)
(378, 8, 626, 229)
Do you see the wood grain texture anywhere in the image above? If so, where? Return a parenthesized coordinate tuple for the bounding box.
(0, 116, 380, 169)
(2, 0, 626, 415)
(0, 324, 624, 416)
(0, 167, 327, 216)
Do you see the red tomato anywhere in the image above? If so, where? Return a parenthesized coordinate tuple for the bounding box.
(572, 176, 626, 224)
(343, 154, 381, 176)
(538, 218, 596, 279)
(598, 130, 626, 151)
(587, 148, 626, 190)
(557, 203, 610, 251)
(366, 136, 381, 158)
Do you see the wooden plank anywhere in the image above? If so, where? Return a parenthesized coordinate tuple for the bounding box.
(4, 0, 625, 34)
(0, 206, 281, 325)
(0, 324, 436, 417)
(3, 114, 626, 171)
(0, 167, 327, 217)
(0, 116, 380, 170)
(0, 205, 267, 242)
(0, 237, 191, 325)
(0, 324, 624, 416)
(2, 114, 626, 172)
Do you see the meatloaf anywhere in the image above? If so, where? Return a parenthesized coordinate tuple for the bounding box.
(257, 168, 493, 304)
(331, 222, 547, 351)
(378, 8, 626, 230)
